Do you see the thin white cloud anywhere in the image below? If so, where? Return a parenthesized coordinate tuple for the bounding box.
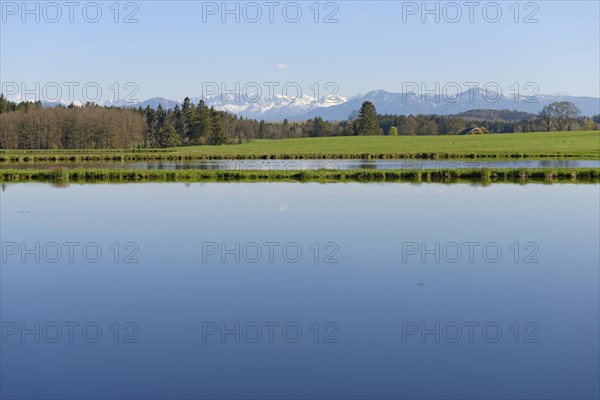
(276, 63, 288, 71)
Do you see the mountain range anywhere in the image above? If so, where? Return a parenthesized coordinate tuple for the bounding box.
(49, 88, 600, 121)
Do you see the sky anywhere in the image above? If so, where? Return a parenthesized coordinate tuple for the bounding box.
(1, 0, 599, 103)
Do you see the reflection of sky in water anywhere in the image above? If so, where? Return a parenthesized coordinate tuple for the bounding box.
(1, 183, 599, 399)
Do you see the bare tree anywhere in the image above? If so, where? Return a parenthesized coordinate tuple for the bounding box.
(539, 102, 581, 132)
(552, 102, 581, 131)
(539, 105, 553, 132)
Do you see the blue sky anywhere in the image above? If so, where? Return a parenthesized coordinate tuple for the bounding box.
(1, 0, 599, 103)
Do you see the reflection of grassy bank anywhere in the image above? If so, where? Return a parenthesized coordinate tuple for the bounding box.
(2, 168, 599, 184)
(2, 153, 598, 164)
(2, 131, 599, 163)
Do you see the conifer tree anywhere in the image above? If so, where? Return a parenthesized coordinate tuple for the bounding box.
(207, 108, 226, 145)
(357, 101, 380, 135)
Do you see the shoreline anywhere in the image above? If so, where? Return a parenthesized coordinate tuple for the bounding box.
(2, 153, 599, 163)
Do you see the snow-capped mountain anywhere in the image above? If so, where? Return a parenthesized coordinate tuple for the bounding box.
(36, 88, 599, 120)
(195, 93, 348, 120)
(16, 98, 85, 108)
(100, 93, 347, 120)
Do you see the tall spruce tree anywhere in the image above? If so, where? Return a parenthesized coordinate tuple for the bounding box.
(194, 100, 212, 142)
(357, 101, 380, 136)
(207, 108, 226, 145)
(156, 104, 166, 132)
(144, 106, 157, 147)
(173, 105, 185, 139)
(182, 97, 196, 140)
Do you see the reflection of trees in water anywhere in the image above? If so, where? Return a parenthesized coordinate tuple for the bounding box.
(538, 160, 578, 168)
(359, 160, 376, 170)
(60, 158, 593, 172)
(147, 162, 220, 170)
(50, 182, 70, 189)
(390, 160, 425, 170)
(441, 161, 463, 170)
(321, 161, 340, 170)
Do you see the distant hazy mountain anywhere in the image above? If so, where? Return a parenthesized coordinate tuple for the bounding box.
(104, 97, 180, 110)
(41, 88, 599, 120)
(294, 89, 600, 120)
(455, 109, 536, 122)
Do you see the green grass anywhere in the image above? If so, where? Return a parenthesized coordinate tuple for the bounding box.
(1, 131, 598, 163)
(2, 168, 598, 184)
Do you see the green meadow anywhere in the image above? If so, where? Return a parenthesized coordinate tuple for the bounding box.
(2, 131, 599, 163)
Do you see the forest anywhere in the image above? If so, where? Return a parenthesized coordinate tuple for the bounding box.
(1, 94, 598, 150)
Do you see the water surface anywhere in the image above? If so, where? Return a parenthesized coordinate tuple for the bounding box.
(3, 159, 599, 171)
(1, 183, 599, 399)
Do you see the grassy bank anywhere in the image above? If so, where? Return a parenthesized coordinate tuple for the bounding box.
(2, 168, 598, 184)
(1, 131, 598, 162)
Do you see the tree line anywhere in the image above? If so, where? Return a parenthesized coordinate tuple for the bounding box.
(0, 99, 145, 149)
(1, 94, 597, 150)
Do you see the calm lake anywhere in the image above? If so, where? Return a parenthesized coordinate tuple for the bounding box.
(4, 159, 600, 171)
(1, 183, 599, 399)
